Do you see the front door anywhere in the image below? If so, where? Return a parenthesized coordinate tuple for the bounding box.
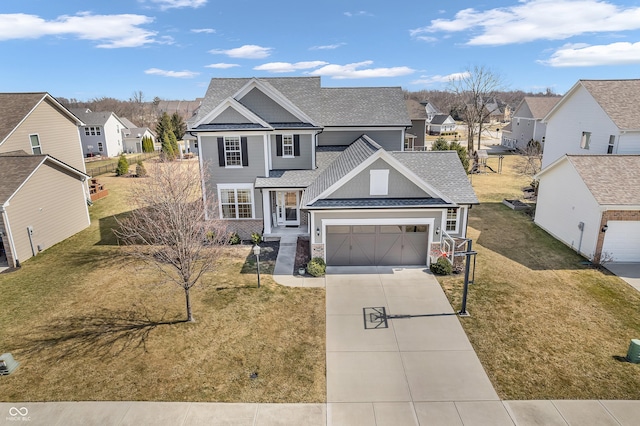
(276, 191, 299, 226)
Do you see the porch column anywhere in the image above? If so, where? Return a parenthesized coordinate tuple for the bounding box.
(262, 190, 271, 235)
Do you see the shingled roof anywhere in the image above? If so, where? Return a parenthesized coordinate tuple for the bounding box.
(70, 109, 125, 127)
(0, 155, 49, 205)
(193, 77, 411, 128)
(579, 80, 640, 130)
(0, 93, 47, 143)
(567, 155, 640, 205)
(405, 99, 428, 120)
(520, 96, 562, 119)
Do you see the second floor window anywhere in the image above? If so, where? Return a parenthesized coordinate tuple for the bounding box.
(607, 135, 615, 154)
(85, 126, 101, 136)
(446, 208, 458, 232)
(580, 131, 591, 149)
(224, 137, 241, 166)
(283, 135, 294, 157)
(98, 142, 103, 152)
(29, 134, 42, 155)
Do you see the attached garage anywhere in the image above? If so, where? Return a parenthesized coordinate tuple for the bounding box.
(602, 221, 640, 262)
(326, 224, 429, 266)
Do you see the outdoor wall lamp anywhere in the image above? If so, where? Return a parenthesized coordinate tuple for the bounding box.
(601, 224, 609, 233)
(316, 227, 320, 237)
(435, 226, 440, 235)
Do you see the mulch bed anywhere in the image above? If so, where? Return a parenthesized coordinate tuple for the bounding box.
(294, 236, 310, 275)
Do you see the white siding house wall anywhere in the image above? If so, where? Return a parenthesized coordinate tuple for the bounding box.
(103, 117, 123, 157)
(542, 85, 619, 169)
(617, 131, 640, 154)
(535, 160, 602, 258)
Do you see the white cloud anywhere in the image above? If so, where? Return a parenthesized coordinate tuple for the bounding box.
(205, 63, 240, 69)
(209, 44, 272, 59)
(145, 0, 207, 11)
(540, 41, 640, 66)
(254, 61, 328, 73)
(310, 43, 346, 50)
(411, 0, 640, 45)
(344, 11, 372, 17)
(411, 72, 471, 85)
(0, 12, 157, 48)
(191, 28, 215, 34)
(415, 36, 438, 43)
(309, 61, 414, 79)
(145, 68, 199, 78)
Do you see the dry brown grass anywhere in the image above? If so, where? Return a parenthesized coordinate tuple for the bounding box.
(439, 155, 640, 399)
(0, 168, 325, 402)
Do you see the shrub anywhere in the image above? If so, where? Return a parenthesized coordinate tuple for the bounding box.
(115, 154, 129, 176)
(306, 257, 326, 277)
(251, 232, 262, 245)
(430, 257, 452, 275)
(136, 159, 147, 177)
(229, 232, 241, 245)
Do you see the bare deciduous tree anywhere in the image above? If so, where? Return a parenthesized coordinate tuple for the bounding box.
(449, 65, 506, 152)
(115, 160, 228, 322)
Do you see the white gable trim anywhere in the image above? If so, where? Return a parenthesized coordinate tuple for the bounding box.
(232, 78, 320, 127)
(193, 98, 272, 129)
(309, 150, 452, 205)
(542, 81, 584, 123)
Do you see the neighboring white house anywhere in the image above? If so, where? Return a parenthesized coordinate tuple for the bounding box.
(541, 80, 640, 169)
(71, 108, 127, 157)
(501, 96, 561, 151)
(428, 114, 457, 135)
(535, 155, 640, 263)
(122, 127, 156, 153)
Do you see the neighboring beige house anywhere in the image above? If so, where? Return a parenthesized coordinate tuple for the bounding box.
(0, 153, 90, 269)
(0, 92, 86, 172)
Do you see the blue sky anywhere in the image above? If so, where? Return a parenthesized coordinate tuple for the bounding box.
(2, 0, 640, 101)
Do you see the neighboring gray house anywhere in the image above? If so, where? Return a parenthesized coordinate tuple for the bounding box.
(0, 153, 90, 269)
(405, 99, 427, 151)
(188, 77, 478, 267)
(501, 96, 561, 151)
(71, 108, 126, 157)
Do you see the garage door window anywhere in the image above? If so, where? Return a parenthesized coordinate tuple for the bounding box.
(406, 225, 427, 233)
(380, 225, 402, 233)
(328, 225, 350, 234)
(353, 225, 376, 233)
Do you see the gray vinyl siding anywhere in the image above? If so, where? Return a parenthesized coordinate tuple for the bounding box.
(200, 134, 265, 219)
(1, 99, 86, 172)
(328, 158, 430, 199)
(270, 134, 313, 170)
(5, 162, 89, 265)
(213, 107, 253, 124)
(318, 129, 403, 151)
(239, 88, 300, 123)
(408, 120, 426, 148)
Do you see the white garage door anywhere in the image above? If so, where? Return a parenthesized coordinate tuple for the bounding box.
(602, 221, 640, 262)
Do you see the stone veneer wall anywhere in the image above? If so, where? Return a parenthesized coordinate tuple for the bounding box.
(594, 210, 640, 261)
(224, 219, 263, 241)
(312, 243, 324, 259)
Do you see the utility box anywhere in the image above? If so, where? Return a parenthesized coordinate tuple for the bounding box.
(626, 339, 640, 363)
(0, 353, 19, 375)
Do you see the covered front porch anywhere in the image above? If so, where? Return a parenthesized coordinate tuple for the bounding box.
(261, 188, 309, 240)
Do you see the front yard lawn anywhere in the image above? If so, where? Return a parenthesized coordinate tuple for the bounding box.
(439, 155, 640, 399)
(0, 170, 325, 402)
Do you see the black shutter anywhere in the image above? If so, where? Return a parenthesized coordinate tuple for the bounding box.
(217, 137, 225, 166)
(241, 137, 249, 167)
(294, 135, 300, 156)
(276, 135, 283, 157)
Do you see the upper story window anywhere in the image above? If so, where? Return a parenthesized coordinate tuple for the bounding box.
(84, 126, 101, 136)
(607, 135, 615, 154)
(98, 142, 104, 152)
(29, 134, 42, 154)
(224, 137, 241, 166)
(580, 131, 591, 150)
(446, 208, 458, 232)
(217, 136, 248, 167)
(282, 135, 294, 157)
(276, 134, 300, 158)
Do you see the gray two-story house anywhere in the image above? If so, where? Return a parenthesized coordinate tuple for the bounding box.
(188, 77, 477, 267)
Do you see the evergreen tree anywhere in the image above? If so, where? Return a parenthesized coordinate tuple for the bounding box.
(155, 112, 171, 142)
(142, 136, 154, 153)
(430, 137, 470, 173)
(167, 129, 179, 156)
(136, 159, 147, 177)
(161, 134, 175, 160)
(115, 154, 129, 176)
(170, 112, 186, 140)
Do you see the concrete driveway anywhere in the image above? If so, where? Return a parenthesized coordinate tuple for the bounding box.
(325, 266, 505, 425)
(606, 263, 640, 292)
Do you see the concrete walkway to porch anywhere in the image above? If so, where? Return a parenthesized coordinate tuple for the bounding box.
(272, 235, 325, 288)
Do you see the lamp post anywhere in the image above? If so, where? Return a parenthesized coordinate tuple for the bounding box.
(253, 245, 261, 288)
